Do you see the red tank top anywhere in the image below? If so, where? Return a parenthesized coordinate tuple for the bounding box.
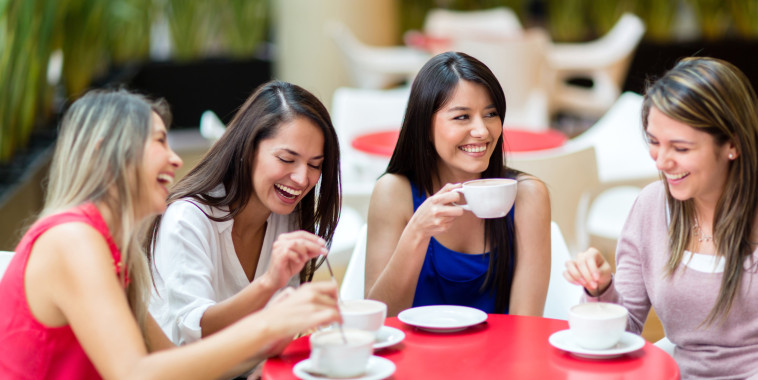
(0, 203, 127, 379)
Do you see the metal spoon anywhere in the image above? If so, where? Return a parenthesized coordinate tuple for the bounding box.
(323, 255, 348, 344)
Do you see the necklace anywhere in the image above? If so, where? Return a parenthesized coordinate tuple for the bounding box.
(693, 215, 713, 243)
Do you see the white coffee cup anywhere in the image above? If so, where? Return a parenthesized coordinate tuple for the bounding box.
(309, 328, 374, 378)
(453, 178, 518, 219)
(340, 299, 387, 337)
(568, 302, 629, 350)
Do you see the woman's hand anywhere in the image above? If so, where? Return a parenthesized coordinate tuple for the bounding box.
(262, 231, 328, 290)
(255, 281, 340, 357)
(563, 247, 613, 296)
(407, 183, 465, 238)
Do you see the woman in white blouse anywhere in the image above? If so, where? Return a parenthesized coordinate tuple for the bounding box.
(146, 81, 341, 347)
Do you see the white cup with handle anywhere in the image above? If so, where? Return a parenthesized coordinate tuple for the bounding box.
(453, 178, 518, 219)
(568, 302, 629, 350)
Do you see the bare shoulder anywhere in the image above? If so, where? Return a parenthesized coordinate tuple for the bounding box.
(35, 221, 109, 259)
(369, 174, 413, 222)
(515, 173, 549, 206)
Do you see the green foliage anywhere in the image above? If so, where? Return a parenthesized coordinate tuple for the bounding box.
(0, 0, 270, 164)
(0, 0, 59, 162)
(728, 0, 758, 39)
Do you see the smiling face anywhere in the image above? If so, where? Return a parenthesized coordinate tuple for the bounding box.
(431, 80, 502, 182)
(250, 116, 324, 215)
(139, 112, 183, 219)
(646, 106, 737, 206)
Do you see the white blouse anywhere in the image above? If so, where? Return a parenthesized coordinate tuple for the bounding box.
(149, 186, 299, 344)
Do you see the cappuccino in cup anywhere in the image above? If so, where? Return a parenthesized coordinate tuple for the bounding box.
(454, 178, 517, 219)
(340, 299, 387, 337)
(309, 328, 374, 378)
(568, 302, 628, 350)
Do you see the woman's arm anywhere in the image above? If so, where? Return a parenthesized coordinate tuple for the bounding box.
(365, 175, 464, 316)
(154, 203, 326, 340)
(508, 176, 551, 316)
(27, 223, 339, 380)
(201, 230, 327, 337)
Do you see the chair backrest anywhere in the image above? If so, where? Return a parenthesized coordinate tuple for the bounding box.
(199, 110, 225, 142)
(339, 224, 367, 301)
(543, 222, 583, 320)
(327, 22, 428, 89)
(331, 86, 409, 184)
(508, 145, 599, 253)
(567, 91, 657, 186)
(424, 7, 522, 40)
(0, 250, 15, 279)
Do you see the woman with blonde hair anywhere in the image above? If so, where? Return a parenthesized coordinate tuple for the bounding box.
(565, 57, 758, 379)
(0, 89, 339, 379)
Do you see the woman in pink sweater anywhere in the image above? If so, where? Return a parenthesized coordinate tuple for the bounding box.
(565, 57, 758, 379)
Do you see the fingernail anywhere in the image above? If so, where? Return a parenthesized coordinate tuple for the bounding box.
(321, 247, 328, 254)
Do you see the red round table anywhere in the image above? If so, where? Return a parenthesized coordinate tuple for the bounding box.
(351, 129, 567, 158)
(261, 314, 680, 379)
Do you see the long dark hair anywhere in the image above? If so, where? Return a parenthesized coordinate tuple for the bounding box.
(146, 80, 341, 282)
(386, 51, 517, 313)
(642, 57, 758, 324)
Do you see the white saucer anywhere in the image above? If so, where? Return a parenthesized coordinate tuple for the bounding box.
(374, 326, 405, 349)
(292, 356, 396, 380)
(397, 305, 488, 333)
(548, 329, 645, 359)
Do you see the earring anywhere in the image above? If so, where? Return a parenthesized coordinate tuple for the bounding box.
(729, 153, 735, 160)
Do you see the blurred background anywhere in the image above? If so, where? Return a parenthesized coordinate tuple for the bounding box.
(1, 0, 757, 250)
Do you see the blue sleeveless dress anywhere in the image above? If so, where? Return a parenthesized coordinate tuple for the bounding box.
(410, 182, 515, 314)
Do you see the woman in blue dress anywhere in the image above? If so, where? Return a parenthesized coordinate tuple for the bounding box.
(365, 52, 551, 317)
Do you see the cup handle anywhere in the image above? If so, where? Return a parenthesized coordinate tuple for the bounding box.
(452, 188, 471, 211)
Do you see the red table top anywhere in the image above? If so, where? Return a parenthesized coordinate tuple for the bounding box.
(351, 129, 567, 157)
(262, 314, 680, 380)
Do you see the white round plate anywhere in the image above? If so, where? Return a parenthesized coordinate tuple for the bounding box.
(293, 355, 396, 380)
(548, 329, 645, 359)
(374, 326, 405, 350)
(397, 305, 488, 333)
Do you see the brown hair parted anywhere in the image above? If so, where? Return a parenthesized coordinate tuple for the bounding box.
(642, 57, 758, 324)
(386, 51, 518, 313)
(146, 80, 341, 282)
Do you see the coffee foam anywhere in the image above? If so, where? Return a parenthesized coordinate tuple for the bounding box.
(464, 178, 516, 187)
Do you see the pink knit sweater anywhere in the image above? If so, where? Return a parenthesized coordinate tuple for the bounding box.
(591, 181, 758, 379)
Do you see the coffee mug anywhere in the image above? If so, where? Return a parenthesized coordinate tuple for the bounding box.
(568, 302, 628, 350)
(340, 299, 387, 338)
(309, 328, 374, 378)
(453, 178, 518, 219)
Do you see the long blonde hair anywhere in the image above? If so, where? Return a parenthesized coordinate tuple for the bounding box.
(44, 89, 171, 338)
(642, 57, 758, 324)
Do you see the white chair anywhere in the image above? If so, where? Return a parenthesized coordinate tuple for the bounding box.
(509, 145, 599, 253)
(448, 29, 551, 130)
(340, 224, 367, 301)
(199, 110, 225, 142)
(329, 206, 365, 271)
(327, 22, 429, 90)
(0, 250, 14, 279)
(331, 86, 409, 197)
(654, 336, 675, 358)
(423, 7, 523, 42)
(547, 13, 646, 118)
(565, 91, 658, 187)
(543, 222, 583, 320)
